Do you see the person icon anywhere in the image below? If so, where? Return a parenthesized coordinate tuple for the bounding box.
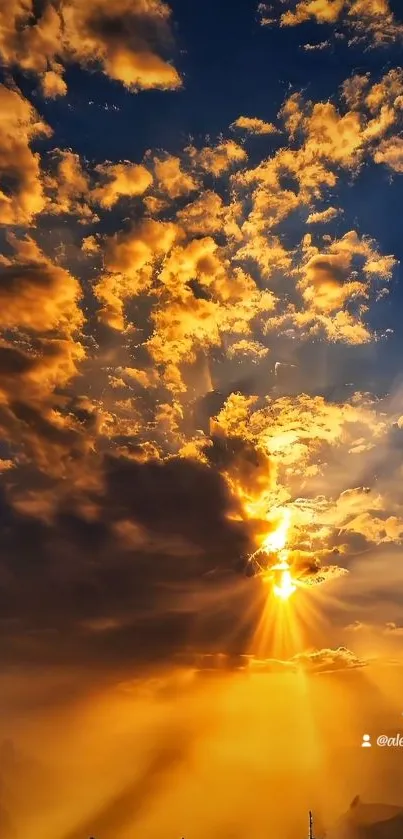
(362, 734, 371, 748)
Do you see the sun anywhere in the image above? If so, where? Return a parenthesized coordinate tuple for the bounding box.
(248, 507, 298, 600)
(272, 561, 297, 600)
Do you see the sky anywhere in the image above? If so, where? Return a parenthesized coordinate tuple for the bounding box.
(2, 0, 403, 837)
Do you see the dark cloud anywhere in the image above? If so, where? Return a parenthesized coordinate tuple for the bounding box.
(102, 452, 247, 550)
(0, 451, 259, 666)
(205, 434, 273, 499)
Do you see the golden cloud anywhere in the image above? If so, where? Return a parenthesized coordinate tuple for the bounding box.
(306, 206, 341, 224)
(303, 101, 363, 166)
(186, 140, 247, 176)
(59, 68, 402, 416)
(0, 336, 87, 485)
(44, 150, 94, 219)
(231, 116, 279, 135)
(342, 73, 371, 109)
(293, 646, 367, 674)
(374, 136, 403, 172)
(153, 155, 199, 199)
(281, 0, 345, 25)
(235, 232, 293, 277)
(92, 161, 153, 208)
(81, 235, 100, 254)
(286, 481, 403, 553)
(0, 225, 91, 484)
(45, 154, 154, 216)
(235, 70, 403, 241)
(0, 85, 51, 225)
(41, 68, 68, 99)
(213, 390, 387, 511)
(232, 646, 367, 674)
(365, 68, 403, 111)
(0, 337, 85, 407)
(299, 244, 367, 314)
(0, 1, 63, 77)
(141, 235, 277, 392)
(277, 230, 396, 340)
(226, 339, 270, 361)
(95, 219, 180, 328)
(0, 0, 181, 93)
(342, 512, 403, 543)
(233, 95, 367, 242)
(0, 235, 83, 334)
(263, 0, 403, 45)
(175, 191, 226, 235)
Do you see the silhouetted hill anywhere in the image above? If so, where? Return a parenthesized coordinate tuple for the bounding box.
(327, 796, 403, 839)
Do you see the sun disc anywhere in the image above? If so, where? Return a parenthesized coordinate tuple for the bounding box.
(273, 568, 297, 600)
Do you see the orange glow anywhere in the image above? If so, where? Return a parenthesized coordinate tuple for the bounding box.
(248, 506, 294, 583)
(261, 506, 291, 553)
(272, 560, 297, 600)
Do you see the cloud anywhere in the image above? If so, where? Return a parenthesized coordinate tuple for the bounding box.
(41, 69, 68, 99)
(301, 101, 363, 166)
(2, 39, 403, 839)
(92, 162, 153, 208)
(95, 218, 180, 328)
(186, 140, 247, 176)
(210, 389, 401, 576)
(293, 646, 367, 674)
(280, 0, 345, 25)
(0, 449, 257, 665)
(44, 150, 94, 220)
(374, 137, 403, 172)
(0, 1, 63, 83)
(233, 88, 382, 244)
(305, 564, 350, 585)
(144, 247, 276, 392)
(0, 0, 182, 94)
(384, 622, 403, 636)
(235, 70, 403, 241)
(226, 340, 270, 361)
(303, 39, 331, 50)
(53, 71, 401, 415)
(0, 234, 88, 482)
(205, 434, 274, 503)
(342, 512, 403, 543)
(0, 85, 51, 225)
(196, 646, 367, 674)
(81, 235, 100, 254)
(231, 116, 279, 135)
(45, 153, 155, 217)
(306, 206, 341, 224)
(0, 235, 83, 334)
(261, 0, 403, 46)
(282, 229, 396, 341)
(298, 230, 393, 314)
(64, 0, 182, 91)
(175, 191, 227, 235)
(153, 155, 199, 199)
(0, 338, 87, 483)
(342, 73, 371, 109)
